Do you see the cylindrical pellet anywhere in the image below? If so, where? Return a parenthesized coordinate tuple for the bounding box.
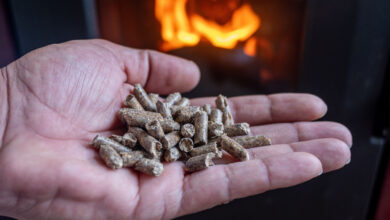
(122, 132, 137, 148)
(148, 93, 160, 106)
(215, 94, 234, 126)
(128, 127, 161, 158)
(156, 100, 172, 119)
(210, 109, 223, 123)
(134, 159, 164, 176)
(164, 147, 181, 162)
(215, 94, 229, 109)
(145, 120, 165, 140)
(118, 108, 163, 127)
(121, 151, 145, 167)
(171, 106, 200, 117)
(208, 121, 224, 138)
(220, 134, 249, 161)
(93, 135, 132, 153)
(180, 123, 195, 138)
(224, 123, 251, 137)
(165, 92, 181, 106)
(160, 119, 181, 132)
(185, 153, 216, 172)
(194, 111, 208, 145)
(222, 108, 234, 126)
(99, 145, 123, 169)
(133, 84, 157, 111)
(161, 131, 181, 149)
(179, 137, 194, 152)
(124, 94, 144, 111)
(202, 104, 211, 115)
(176, 97, 190, 107)
(232, 135, 272, 148)
(190, 142, 222, 158)
(175, 107, 200, 123)
(109, 134, 123, 144)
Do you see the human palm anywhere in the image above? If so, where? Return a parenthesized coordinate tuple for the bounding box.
(0, 40, 351, 219)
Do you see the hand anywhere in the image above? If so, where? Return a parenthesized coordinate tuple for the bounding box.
(0, 40, 351, 219)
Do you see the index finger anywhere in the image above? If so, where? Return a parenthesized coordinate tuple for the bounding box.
(190, 93, 327, 125)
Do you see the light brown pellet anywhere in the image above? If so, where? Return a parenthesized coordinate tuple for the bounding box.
(134, 158, 164, 176)
(216, 94, 234, 126)
(160, 119, 181, 132)
(161, 131, 181, 149)
(179, 137, 194, 152)
(118, 108, 163, 127)
(93, 135, 132, 153)
(121, 151, 145, 167)
(165, 92, 182, 106)
(175, 107, 200, 123)
(185, 153, 216, 172)
(215, 94, 229, 109)
(208, 121, 224, 138)
(171, 105, 200, 117)
(148, 93, 160, 106)
(156, 100, 172, 119)
(202, 104, 212, 115)
(164, 147, 181, 162)
(176, 97, 190, 107)
(133, 84, 156, 111)
(145, 120, 165, 140)
(122, 132, 137, 148)
(128, 127, 161, 158)
(190, 141, 222, 158)
(220, 134, 249, 161)
(99, 144, 123, 169)
(224, 123, 251, 137)
(124, 94, 144, 111)
(109, 134, 123, 144)
(180, 123, 195, 138)
(232, 135, 272, 148)
(222, 108, 234, 126)
(210, 109, 223, 123)
(194, 111, 208, 145)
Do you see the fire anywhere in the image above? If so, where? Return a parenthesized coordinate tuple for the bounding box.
(243, 37, 257, 57)
(155, 0, 261, 55)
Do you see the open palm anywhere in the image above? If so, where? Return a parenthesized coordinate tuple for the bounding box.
(0, 40, 351, 219)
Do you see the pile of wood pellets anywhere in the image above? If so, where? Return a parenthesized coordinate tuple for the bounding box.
(92, 84, 271, 176)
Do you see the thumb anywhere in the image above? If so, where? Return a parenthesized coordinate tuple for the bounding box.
(100, 40, 201, 94)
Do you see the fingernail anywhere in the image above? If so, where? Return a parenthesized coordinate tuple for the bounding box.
(346, 159, 351, 164)
(318, 171, 323, 176)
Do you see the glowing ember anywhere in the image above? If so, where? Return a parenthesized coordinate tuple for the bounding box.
(155, 0, 261, 55)
(243, 37, 257, 57)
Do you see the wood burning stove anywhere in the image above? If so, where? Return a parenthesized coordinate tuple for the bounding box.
(1, 0, 389, 219)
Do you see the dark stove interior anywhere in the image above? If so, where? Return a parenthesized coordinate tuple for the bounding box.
(97, 0, 305, 96)
(0, 0, 390, 219)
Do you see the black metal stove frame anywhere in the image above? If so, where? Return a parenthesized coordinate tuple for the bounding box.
(1, 0, 390, 219)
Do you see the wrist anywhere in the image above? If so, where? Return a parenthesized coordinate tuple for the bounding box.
(0, 67, 9, 149)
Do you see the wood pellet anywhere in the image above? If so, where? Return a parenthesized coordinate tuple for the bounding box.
(91, 85, 271, 176)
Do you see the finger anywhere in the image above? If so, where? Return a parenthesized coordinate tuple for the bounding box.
(251, 121, 352, 146)
(247, 138, 350, 172)
(190, 93, 327, 125)
(92, 39, 200, 94)
(177, 152, 322, 216)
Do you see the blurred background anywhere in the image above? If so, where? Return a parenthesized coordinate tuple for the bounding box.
(0, 0, 390, 219)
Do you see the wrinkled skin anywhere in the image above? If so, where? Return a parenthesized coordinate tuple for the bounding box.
(0, 40, 352, 220)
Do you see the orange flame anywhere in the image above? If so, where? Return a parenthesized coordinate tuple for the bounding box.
(155, 0, 261, 55)
(243, 37, 257, 57)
